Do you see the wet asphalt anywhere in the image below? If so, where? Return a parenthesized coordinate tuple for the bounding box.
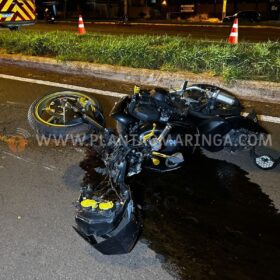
(0, 71, 176, 280)
(0, 63, 280, 280)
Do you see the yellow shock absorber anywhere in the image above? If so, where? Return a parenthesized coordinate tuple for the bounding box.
(151, 151, 173, 166)
(143, 123, 157, 142)
(152, 151, 170, 159)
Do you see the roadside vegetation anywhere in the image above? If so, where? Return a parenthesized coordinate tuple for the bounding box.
(0, 31, 279, 82)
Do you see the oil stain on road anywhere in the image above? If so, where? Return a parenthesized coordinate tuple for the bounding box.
(81, 149, 280, 280)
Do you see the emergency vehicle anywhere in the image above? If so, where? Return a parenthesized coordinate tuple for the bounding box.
(0, 0, 36, 30)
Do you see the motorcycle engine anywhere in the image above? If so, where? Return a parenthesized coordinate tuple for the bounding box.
(128, 88, 185, 123)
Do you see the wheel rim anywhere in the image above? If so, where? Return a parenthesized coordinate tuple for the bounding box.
(35, 92, 97, 127)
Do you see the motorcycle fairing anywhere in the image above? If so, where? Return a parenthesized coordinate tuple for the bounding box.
(74, 200, 140, 255)
(93, 210, 140, 255)
(193, 117, 231, 152)
(75, 200, 129, 237)
(193, 113, 267, 152)
(110, 96, 137, 126)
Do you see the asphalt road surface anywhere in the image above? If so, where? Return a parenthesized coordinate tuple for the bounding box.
(0, 63, 280, 279)
(22, 21, 280, 42)
(0, 75, 176, 280)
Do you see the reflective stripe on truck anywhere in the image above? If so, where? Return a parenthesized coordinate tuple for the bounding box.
(0, 0, 35, 22)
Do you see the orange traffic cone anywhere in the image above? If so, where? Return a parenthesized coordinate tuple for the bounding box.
(78, 15, 86, 35)
(228, 18, 238, 44)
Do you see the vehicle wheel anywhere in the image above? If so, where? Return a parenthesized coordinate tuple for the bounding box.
(28, 91, 104, 139)
(9, 26, 20, 31)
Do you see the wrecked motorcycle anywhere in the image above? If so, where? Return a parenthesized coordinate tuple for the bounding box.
(112, 83, 279, 170)
(28, 82, 279, 255)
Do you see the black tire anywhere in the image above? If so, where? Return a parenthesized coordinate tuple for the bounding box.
(28, 91, 104, 139)
(9, 26, 20, 31)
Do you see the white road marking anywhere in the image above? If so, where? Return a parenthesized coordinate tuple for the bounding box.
(0, 73, 279, 124)
(241, 113, 280, 124)
(2, 151, 33, 163)
(0, 74, 127, 99)
(256, 115, 280, 124)
(2, 151, 59, 172)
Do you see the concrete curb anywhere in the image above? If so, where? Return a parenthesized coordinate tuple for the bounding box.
(0, 53, 279, 103)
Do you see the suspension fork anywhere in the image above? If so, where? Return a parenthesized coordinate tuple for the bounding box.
(143, 123, 172, 145)
(157, 123, 172, 144)
(66, 101, 106, 133)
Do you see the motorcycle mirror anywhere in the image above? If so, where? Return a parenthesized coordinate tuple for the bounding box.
(181, 81, 188, 91)
(174, 81, 189, 96)
(254, 154, 277, 170)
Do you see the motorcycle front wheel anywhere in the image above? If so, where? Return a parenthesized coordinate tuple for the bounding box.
(28, 91, 104, 138)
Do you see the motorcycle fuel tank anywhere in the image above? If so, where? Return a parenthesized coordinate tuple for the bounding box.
(110, 96, 137, 126)
(132, 105, 161, 122)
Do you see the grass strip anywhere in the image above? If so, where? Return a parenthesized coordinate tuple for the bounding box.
(0, 30, 279, 82)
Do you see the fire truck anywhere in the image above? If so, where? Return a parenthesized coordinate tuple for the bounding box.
(0, 0, 36, 30)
